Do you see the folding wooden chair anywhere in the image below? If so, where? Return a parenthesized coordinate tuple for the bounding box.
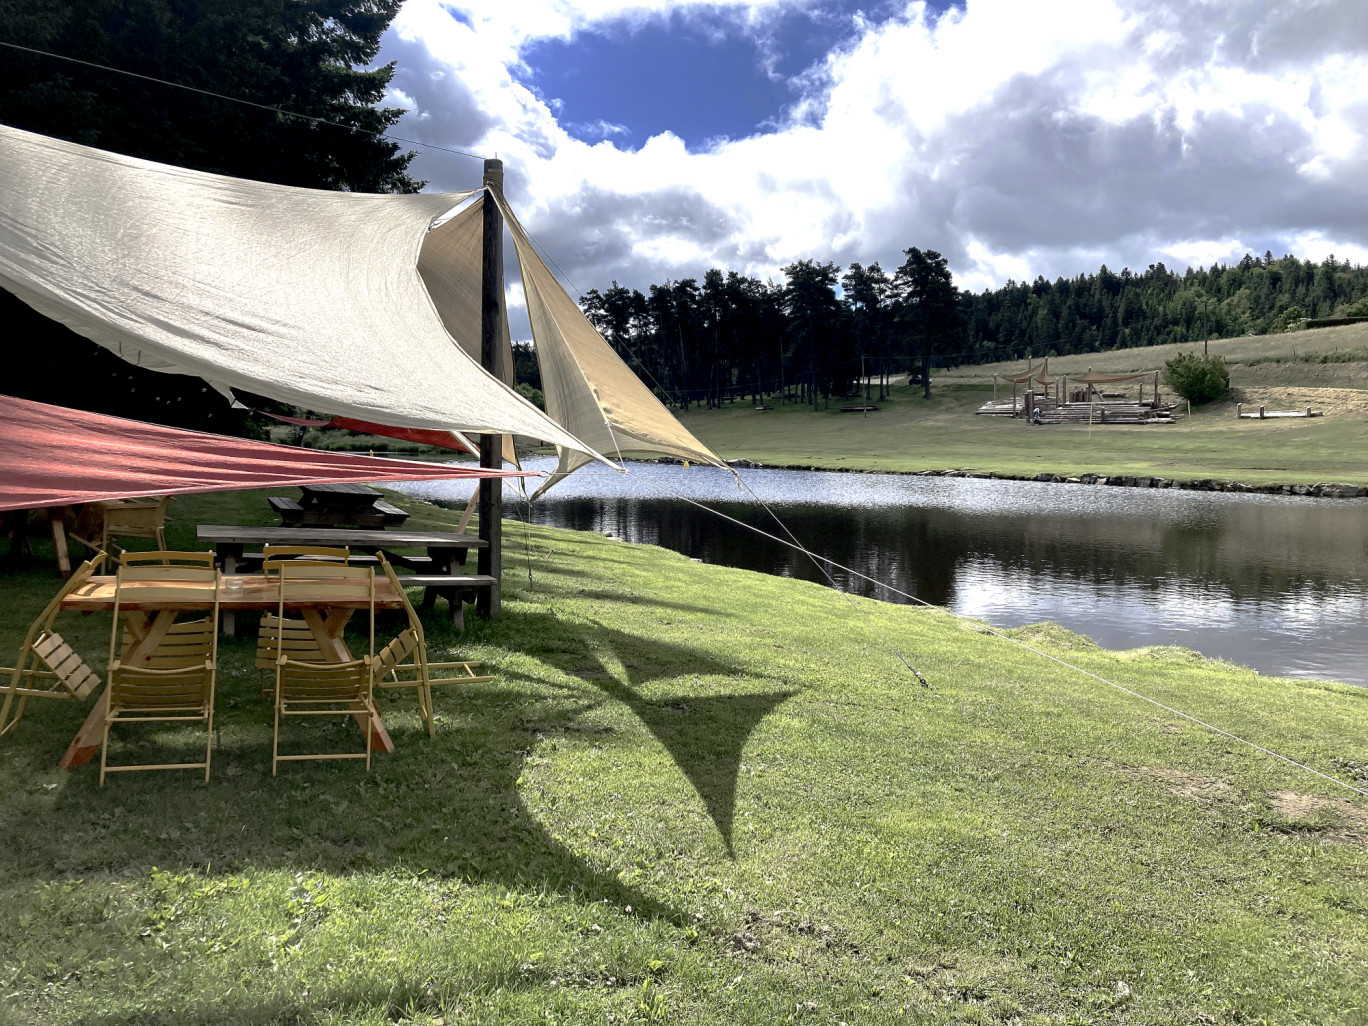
(99, 563, 220, 785)
(99, 496, 171, 555)
(255, 546, 350, 695)
(0, 554, 107, 737)
(272, 562, 378, 774)
(376, 554, 492, 737)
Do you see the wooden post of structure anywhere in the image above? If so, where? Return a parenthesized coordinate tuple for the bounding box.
(478, 158, 504, 618)
(993, 374, 998, 402)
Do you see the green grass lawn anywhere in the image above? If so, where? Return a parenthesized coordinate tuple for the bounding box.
(1, 490, 1365, 1025)
(669, 323, 1368, 486)
(677, 386, 1368, 487)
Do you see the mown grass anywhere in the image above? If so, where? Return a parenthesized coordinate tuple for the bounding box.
(1, 489, 1366, 1025)
(676, 383, 1368, 486)
(677, 322, 1368, 485)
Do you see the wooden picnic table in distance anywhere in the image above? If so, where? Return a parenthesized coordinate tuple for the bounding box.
(269, 483, 410, 528)
(56, 574, 406, 770)
(197, 525, 492, 628)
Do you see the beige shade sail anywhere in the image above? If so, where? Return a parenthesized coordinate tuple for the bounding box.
(999, 363, 1052, 385)
(0, 124, 604, 461)
(417, 195, 519, 466)
(490, 186, 730, 497)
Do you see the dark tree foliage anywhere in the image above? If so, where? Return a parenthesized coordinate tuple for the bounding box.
(1163, 353, 1230, 405)
(0, 0, 419, 430)
(959, 254, 1368, 362)
(579, 250, 1368, 410)
(894, 248, 960, 400)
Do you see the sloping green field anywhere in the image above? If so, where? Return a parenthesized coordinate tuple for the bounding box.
(667, 323, 1368, 486)
(2, 490, 1365, 1025)
(676, 384, 1368, 486)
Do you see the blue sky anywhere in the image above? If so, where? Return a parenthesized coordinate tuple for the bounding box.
(517, 3, 920, 148)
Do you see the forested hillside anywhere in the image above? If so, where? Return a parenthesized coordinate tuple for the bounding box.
(576, 252, 1368, 408)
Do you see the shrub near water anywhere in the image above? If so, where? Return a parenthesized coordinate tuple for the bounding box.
(1163, 351, 1230, 404)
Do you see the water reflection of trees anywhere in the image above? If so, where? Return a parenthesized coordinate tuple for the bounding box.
(524, 496, 1368, 608)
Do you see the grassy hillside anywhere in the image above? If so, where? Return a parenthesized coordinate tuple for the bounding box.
(939, 322, 1368, 388)
(672, 324, 1368, 485)
(1, 490, 1365, 1024)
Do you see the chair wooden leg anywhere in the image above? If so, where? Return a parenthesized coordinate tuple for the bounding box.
(6, 694, 32, 735)
(0, 688, 16, 736)
(272, 699, 280, 777)
(204, 707, 213, 782)
(364, 694, 373, 772)
(421, 683, 434, 737)
(98, 717, 112, 787)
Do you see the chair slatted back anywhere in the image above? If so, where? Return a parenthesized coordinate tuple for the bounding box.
(32, 633, 102, 699)
(376, 628, 421, 681)
(262, 545, 351, 575)
(256, 615, 327, 672)
(120, 619, 214, 669)
(0, 555, 108, 735)
(110, 564, 218, 607)
(110, 664, 215, 711)
(277, 658, 372, 703)
(108, 566, 220, 673)
(120, 550, 216, 567)
(279, 562, 375, 658)
(378, 554, 427, 674)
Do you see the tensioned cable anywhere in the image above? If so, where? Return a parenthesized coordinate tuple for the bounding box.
(617, 465, 1368, 800)
(0, 40, 488, 163)
(737, 475, 929, 686)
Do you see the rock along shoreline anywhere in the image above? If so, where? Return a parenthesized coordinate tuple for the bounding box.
(692, 459, 1368, 499)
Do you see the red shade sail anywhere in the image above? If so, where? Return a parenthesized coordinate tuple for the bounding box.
(0, 395, 528, 511)
(259, 410, 474, 452)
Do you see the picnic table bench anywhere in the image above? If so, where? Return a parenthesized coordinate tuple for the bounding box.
(196, 525, 494, 629)
(268, 483, 410, 528)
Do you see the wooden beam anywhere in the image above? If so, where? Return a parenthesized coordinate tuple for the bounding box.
(478, 159, 504, 618)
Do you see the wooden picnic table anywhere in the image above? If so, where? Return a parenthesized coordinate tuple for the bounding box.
(57, 574, 405, 770)
(196, 525, 493, 629)
(270, 483, 410, 528)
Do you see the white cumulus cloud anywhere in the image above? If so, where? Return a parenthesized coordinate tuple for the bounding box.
(378, 0, 1368, 305)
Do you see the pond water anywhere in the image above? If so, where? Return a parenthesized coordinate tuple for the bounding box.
(392, 459, 1368, 686)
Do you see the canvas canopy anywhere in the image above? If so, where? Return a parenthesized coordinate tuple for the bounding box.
(490, 187, 730, 497)
(0, 394, 525, 512)
(0, 124, 597, 458)
(999, 364, 1051, 385)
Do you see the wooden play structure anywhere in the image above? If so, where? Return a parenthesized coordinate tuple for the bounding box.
(977, 360, 1177, 424)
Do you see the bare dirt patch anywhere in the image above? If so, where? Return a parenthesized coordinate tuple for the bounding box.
(1219, 385, 1368, 417)
(1263, 791, 1368, 846)
(1121, 766, 1234, 803)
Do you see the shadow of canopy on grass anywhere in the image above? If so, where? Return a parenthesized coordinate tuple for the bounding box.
(494, 612, 796, 855)
(595, 679, 795, 856)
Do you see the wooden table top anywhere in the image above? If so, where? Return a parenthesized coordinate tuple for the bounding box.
(61, 575, 406, 612)
(299, 483, 382, 497)
(196, 525, 487, 549)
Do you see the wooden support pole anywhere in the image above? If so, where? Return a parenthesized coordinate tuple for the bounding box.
(477, 159, 504, 619)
